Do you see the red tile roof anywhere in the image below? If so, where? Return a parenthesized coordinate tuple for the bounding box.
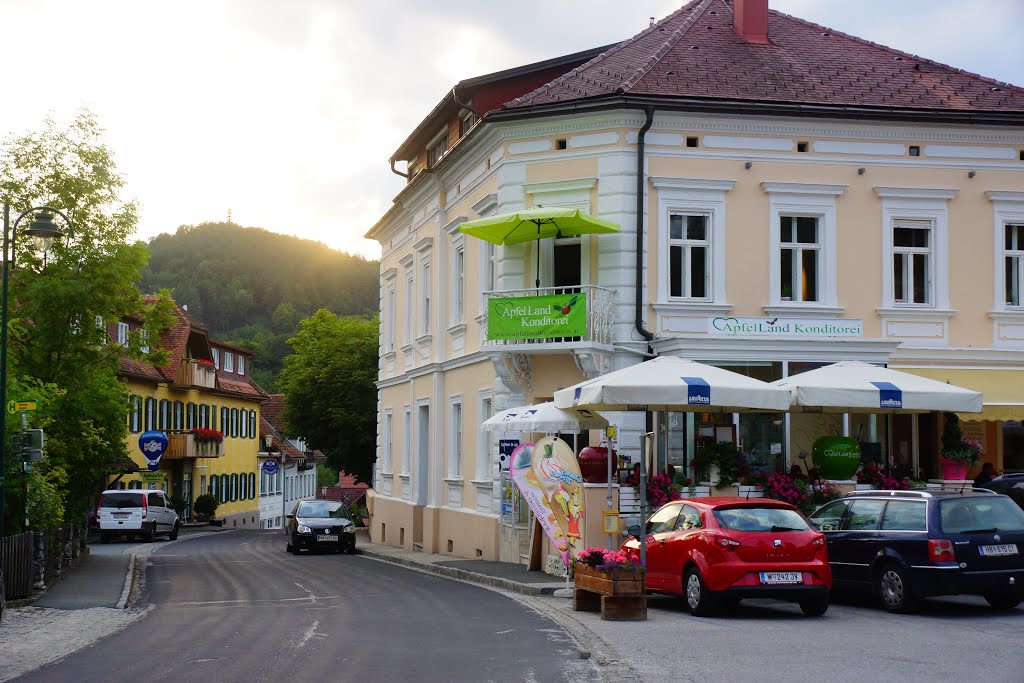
(506, 0, 1024, 114)
(261, 394, 287, 431)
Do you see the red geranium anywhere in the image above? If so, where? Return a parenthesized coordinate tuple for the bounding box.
(191, 427, 224, 444)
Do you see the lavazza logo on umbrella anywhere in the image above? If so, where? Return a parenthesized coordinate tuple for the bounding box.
(681, 377, 711, 405)
(871, 381, 903, 409)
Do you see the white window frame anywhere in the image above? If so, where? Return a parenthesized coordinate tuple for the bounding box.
(763, 182, 845, 314)
(451, 239, 465, 325)
(403, 266, 414, 346)
(427, 129, 448, 167)
(876, 187, 954, 311)
(140, 330, 149, 354)
(223, 351, 234, 373)
(385, 283, 396, 352)
(448, 396, 463, 478)
(652, 178, 734, 312)
(117, 321, 129, 346)
(212, 348, 220, 369)
(891, 219, 933, 306)
(419, 257, 432, 337)
(402, 406, 411, 475)
(238, 355, 245, 376)
(1004, 223, 1024, 308)
(384, 409, 394, 473)
(96, 316, 106, 344)
(778, 215, 822, 303)
(667, 212, 712, 301)
(989, 192, 1024, 311)
(475, 390, 493, 481)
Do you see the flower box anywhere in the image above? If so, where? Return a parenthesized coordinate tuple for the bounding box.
(573, 564, 645, 597)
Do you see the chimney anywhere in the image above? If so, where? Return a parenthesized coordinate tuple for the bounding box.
(733, 0, 770, 45)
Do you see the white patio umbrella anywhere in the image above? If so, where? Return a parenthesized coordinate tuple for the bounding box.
(553, 356, 792, 412)
(770, 361, 983, 414)
(482, 401, 607, 434)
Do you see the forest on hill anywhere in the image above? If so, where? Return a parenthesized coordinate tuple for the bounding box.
(140, 222, 379, 390)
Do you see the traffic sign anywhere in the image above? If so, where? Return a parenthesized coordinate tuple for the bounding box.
(7, 400, 37, 414)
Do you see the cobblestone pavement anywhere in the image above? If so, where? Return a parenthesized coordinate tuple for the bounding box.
(0, 605, 151, 682)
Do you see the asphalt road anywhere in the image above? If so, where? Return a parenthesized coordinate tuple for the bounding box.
(16, 531, 601, 683)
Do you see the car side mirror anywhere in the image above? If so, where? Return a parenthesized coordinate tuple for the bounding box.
(286, 514, 295, 520)
(626, 524, 643, 540)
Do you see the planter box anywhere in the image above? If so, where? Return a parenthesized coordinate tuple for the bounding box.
(574, 565, 645, 597)
(573, 564, 646, 621)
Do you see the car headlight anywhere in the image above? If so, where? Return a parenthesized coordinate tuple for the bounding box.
(341, 522, 355, 533)
(297, 525, 312, 534)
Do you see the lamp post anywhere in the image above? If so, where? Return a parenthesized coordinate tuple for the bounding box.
(0, 205, 73, 539)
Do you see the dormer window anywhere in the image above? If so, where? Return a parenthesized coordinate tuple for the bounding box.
(238, 355, 246, 376)
(212, 348, 220, 369)
(459, 112, 478, 138)
(117, 322, 129, 346)
(223, 351, 234, 373)
(428, 130, 448, 167)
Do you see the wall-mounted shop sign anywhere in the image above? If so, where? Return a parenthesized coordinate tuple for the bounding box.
(709, 317, 863, 338)
(488, 292, 587, 341)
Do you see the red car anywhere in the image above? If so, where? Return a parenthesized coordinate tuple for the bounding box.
(622, 497, 832, 616)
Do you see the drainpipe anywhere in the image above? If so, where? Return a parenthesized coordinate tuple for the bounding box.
(390, 159, 408, 179)
(452, 85, 479, 119)
(634, 107, 655, 343)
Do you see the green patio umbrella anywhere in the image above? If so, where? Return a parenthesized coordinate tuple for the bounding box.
(459, 207, 620, 288)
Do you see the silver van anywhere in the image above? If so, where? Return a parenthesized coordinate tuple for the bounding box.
(97, 489, 179, 542)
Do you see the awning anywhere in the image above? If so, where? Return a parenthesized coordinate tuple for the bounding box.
(895, 367, 1024, 422)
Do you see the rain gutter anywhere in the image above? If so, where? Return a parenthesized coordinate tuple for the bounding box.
(634, 106, 655, 344)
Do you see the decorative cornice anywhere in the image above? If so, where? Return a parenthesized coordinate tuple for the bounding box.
(399, 254, 414, 268)
(875, 307, 956, 320)
(652, 301, 733, 315)
(382, 267, 398, 281)
(413, 236, 433, 253)
(986, 190, 1024, 204)
(873, 187, 958, 200)
(762, 182, 847, 196)
(650, 177, 736, 192)
(444, 216, 467, 236)
(761, 304, 846, 317)
(472, 193, 498, 216)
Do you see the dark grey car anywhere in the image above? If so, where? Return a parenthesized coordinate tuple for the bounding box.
(285, 500, 356, 554)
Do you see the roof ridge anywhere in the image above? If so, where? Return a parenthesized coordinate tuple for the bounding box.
(619, 0, 716, 93)
(772, 7, 1024, 95)
(505, 0, 708, 108)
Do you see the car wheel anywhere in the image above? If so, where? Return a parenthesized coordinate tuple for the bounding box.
(125, 534, 135, 542)
(169, 522, 179, 541)
(799, 594, 830, 617)
(684, 568, 716, 617)
(286, 535, 296, 554)
(145, 523, 157, 543)
(876, 562, 916, 613)
(984, 593, 1022, 611)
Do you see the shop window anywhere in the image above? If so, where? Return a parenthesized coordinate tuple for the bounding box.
(1004, 422, 1024, 472)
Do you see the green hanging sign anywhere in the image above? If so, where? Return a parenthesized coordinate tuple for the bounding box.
(488, 292, 587, 341)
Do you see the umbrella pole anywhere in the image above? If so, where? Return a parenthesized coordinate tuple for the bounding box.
(535, 232, 541, 289)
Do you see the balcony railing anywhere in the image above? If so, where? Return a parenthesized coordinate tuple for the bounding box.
(163, 430, 224, 460)
(176, 359, 217, 389)
(480, 285, 615, 347)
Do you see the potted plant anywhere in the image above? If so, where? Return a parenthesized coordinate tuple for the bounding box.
(939, 412, 982, 480)
(645, 473, 681, 509)
(762, 472, 810, 509)
(738, 470, 767, 498)
(694, 441, 744, 487)
(572, 546, 645, 595)
(193, 493, 219, 525)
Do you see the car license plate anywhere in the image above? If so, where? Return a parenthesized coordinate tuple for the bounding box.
(979, 544, 1018, 557)
(113, 513, 129, 519)
(759, 572, 802, 585)
(317, 535, 338, 542)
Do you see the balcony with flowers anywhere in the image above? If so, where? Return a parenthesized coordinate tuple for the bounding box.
(176, 357, 217, 389)
(163, 428, 224, 460)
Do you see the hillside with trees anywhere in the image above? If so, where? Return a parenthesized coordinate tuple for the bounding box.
(140, 223, 379, 389)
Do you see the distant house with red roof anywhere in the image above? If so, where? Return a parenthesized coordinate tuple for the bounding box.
(366, 0, 1024, 565)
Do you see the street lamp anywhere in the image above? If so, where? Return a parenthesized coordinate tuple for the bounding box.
(0, 204, 73, 539)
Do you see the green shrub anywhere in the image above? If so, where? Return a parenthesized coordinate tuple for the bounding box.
(193, 493, 219, 521)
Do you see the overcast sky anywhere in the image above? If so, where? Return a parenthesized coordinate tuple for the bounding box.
(0, 0, 1020, 259)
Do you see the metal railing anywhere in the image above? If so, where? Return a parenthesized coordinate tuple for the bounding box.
(480, 284, 615, 347)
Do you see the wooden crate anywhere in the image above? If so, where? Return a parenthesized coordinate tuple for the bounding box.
(573, 565, 647, 621)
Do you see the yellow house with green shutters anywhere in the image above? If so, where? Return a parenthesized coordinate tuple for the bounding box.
(113, 303, 266, 527)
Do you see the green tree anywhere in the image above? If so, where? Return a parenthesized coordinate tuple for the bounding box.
(277, 310, 378, 484)
(0, 110, 175, 531)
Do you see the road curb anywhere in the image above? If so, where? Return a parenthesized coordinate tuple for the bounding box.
(357, 548, 560, 597)
(115, 554, 135, 610)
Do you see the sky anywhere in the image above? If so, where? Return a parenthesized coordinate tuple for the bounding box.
(0, 1, 1020, 260)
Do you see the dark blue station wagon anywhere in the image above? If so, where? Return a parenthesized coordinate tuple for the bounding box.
(807, 489, 1024, 612)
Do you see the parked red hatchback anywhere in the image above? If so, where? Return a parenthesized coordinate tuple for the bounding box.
(622, 497, 832, 616)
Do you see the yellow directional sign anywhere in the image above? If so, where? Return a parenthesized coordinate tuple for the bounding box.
(7, 400, 38, 414)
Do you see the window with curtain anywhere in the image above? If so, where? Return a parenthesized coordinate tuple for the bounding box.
(779, 216, 819, 302)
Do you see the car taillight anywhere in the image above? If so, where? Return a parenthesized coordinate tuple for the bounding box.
(716, 536, 740, 548)
(141, 495, 148, 519)
(811, 536, 826, 547)
(929, 539, 955, 562)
